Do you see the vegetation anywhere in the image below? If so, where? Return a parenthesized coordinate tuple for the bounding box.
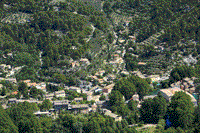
(0, 0, 200, 132)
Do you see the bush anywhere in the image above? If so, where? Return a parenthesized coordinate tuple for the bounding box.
(68, 95, 74, 100)
(99, 95, 106, 101)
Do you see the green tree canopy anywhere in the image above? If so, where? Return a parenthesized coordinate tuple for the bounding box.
(0, 106, 18, 133)
(167, 91, 195, 129)
(140, 95, 167, 124)
(113, 77, 136, 100)
(40, 99, 52, 111)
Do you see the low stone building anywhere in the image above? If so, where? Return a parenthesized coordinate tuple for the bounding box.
(103, 83, 115, 94)
(159, 87, 197, 106)
(68, 104, 90, 114)
(103, 109, 122, 121)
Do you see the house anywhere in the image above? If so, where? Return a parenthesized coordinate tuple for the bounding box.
(103, 83, 115, 94)
(131, 94, 157, 101)
(109, 61, 118, 67)
(55, 90, 65, 98)
(7, 53, 12, 57)
(22, 80, 32, 86)
(45, 93, 55, 100)
(132, 71, 146, 79)
(129, 36, 136, 42)
(0, 64, 11, 70)
(115, 50, 121, 54)
(0, 84, 3, 89)
(11, 91, 18, 95)
(79, 80, 92, 90)
(103, 109, 122, 121)
(96, 100, 106, 108)
(0, 77, 5, 81)
(90, 75, 98, 80)
(98, 79, 104, 84)
(71, 61, 80, 68)
(8, 98, 17, 104)
(107, 74, 116, 81)
(95, 70, 105, 76)
(111, 54, 120, 60)
(79, 58, 90, 66)
(121, 71, 129, 76)
(34, 111, 51, 117)
(138, 62, 147, 65)
(5, 78, 17, 84)
(147, 75, 160, 83)
(159, 87, 197, 106)
(68, 104, 90, 114)
(74, 97, 83, 103)
(131, 53, 139, 58)
(90, 103, 97, 112)
(118, 39, 125, 43)
(69, 87, 81, 93)
(35, 83, 47, 93)
(53, 100, 69, 110)
(87, 95, 92, 101)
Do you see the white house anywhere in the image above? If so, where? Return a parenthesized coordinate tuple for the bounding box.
(69, 87, 81, 93)
(55, 90, 65, 98)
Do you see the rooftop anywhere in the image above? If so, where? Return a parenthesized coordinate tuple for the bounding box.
(160, 87, 196, 102)
(71, 104, 89, 109)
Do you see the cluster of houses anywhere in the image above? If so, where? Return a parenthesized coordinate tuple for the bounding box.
(129, 77, 199, 108)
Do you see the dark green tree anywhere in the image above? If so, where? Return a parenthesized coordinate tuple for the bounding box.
(1, 86, 6, 96)
(0, 106, 18, 133)
(99, 95, 106, 101)
(109, 90, 124, 106)
(113, 78, 136, 100)
(40, 99, 52, 111)
(194, 104, 200, 133)
(140, 95, 167, 124)
(167, 91, 195, 129)
(30, 86, 39, 99)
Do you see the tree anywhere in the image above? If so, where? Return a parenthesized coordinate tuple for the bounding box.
(124, 53, 138, 71)
(52, 73, 67, 84)
(167, 91, 195, 129)
(194, 104, 200, 133)
(109, 90, 124, 107)
(127, 100, 138, 112)
(68, 95, 74, 101)
(1, 86, 6, 96)
(140, 95, 167, 124)
(0, 106, 18, 133)
(145, 78, 152, 84)
(16, 92, 21, 99)
(40, 117, 53, 133)
(22, 89, 30, 100)
(155, 119, 166, 132)
(153, 81, 159, 89)
(6, 102, 41, 132)
(30, 86, 39, 99)
(18, 82, 28, 93)
(99, 95, 106, 101)
(113, 78, 136, 100)
(195, 85, 200, 105)
(40, 99, 52, 111)
(87, 119, 101, 133)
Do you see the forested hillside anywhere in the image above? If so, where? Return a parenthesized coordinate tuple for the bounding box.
(0, 0, 200, 133)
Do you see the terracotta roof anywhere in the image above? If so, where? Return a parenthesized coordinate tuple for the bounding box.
(12, 91, 18, 95)
(138, 62, 146, 65)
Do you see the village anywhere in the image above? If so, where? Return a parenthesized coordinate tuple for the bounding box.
(0, 9, 199, 123)
(0, 1, 200, 132)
